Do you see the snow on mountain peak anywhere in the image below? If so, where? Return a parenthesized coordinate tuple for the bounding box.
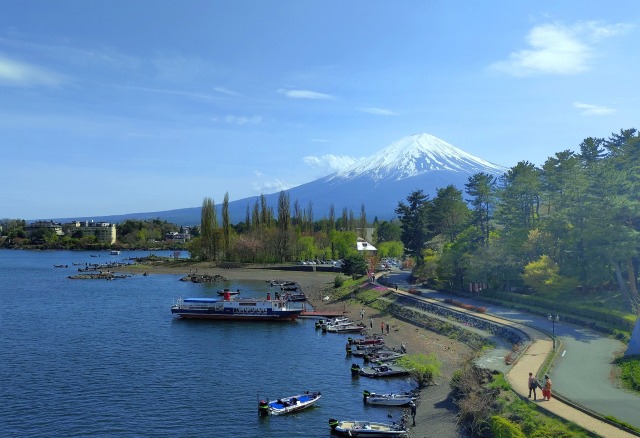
(333, 133, 506, 181)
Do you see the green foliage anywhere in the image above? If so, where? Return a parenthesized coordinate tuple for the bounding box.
(334, 275, 345, 288)
(487, 373, 511, 391)
(395, 353, 442, 388)
(342, 253, 368, 277)
(490, 416, 525, 438)
(376, 240, 404, 258)
(615, 355, 640, 393)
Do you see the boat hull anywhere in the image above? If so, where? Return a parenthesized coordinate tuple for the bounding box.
(267, 391, 321, 415)
(171, 297, 302, 321)
(329, 420, 407, 437)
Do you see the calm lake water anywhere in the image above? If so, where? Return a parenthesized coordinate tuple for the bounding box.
(0, 250, 414, 437)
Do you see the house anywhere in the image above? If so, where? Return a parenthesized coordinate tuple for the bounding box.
(64, 221, 117, 244)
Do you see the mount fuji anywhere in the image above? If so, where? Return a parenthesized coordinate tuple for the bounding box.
(55, 134, 508, 225)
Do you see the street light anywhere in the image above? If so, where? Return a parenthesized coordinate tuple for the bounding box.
(548, 314, 559, 350)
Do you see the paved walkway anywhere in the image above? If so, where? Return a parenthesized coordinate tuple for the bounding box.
(379, 271, 640, 437)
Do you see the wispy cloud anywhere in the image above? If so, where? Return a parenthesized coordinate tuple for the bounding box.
(251, 178, 292, 194)
(489, 21, 631, 77)
(213, 86, 240, 97)
(303, 154, 360, 173)
(573, 102, 615, 116)
(278, 88, 334, 100)
(211, 115, 263, 125)
(0, 54, 64, 86)
(360, 107, 398, 116)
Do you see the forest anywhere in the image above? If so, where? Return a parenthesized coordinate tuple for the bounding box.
(2, 128, 639, 315)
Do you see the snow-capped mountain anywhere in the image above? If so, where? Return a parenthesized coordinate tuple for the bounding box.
(53, 134, 508, 225)
(332, 133, 506, 182)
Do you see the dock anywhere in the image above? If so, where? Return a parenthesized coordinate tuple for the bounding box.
(299, 310, 347, 318)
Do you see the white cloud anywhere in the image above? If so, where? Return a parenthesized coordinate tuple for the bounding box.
(0, 54, 63, 86)
(211, 115, 262, 125)
(303, 154, 360, 173)
(278, 88, 334, 100)
(489, 21, 630, 77)
(251, 178, 292, 194)
(360, 107, 398, 116)
(573, 102, 615, 116)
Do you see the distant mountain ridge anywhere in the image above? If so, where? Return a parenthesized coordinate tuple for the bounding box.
(49, 134, 507, 226)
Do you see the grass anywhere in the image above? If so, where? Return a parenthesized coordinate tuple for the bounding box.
(614, 355, 640, 393)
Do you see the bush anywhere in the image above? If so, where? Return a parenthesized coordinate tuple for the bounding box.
(490, 416, 525, 438)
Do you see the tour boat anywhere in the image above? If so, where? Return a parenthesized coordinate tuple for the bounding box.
(328, 419, 407, 437)
(258, 391, 321, 416)
(171, 291, 303, 321)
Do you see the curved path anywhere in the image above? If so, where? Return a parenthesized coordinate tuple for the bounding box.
(381, 270, 640, 437)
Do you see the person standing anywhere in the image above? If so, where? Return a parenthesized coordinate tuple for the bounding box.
(369, 317, 373, 329)
(386, 322, 390, 334)
(360, 308, 365, 320)
(528, 372, 538, 400)
(381, 321, 385, 334)
(542, 374, 552, 400)
(409, 401, 417, 426)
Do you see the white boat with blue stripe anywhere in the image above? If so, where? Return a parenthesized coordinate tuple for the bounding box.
(171, 291, 303, 321)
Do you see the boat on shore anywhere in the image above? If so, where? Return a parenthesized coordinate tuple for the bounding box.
(258, 391, 321, 416)
(326, 323, 367, 333)
(328, 419, 407, 437)
(171, 291, 303, 321)
(356, 364, 410, 378)
(362, 390, 416, 406)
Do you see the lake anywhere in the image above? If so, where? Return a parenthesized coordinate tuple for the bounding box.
(0, 250, 415, 437)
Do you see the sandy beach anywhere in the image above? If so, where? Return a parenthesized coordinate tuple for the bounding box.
(123, 262, 472, 437)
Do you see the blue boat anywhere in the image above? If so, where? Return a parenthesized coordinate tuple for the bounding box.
(258, 391, 322, 416)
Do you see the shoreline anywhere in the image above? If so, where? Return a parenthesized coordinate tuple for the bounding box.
(119, 262, 471, 437)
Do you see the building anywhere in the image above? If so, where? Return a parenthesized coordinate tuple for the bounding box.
(26, 220, 64, 237)
(65, 221, 117, 244)
(165, 231, 190, 244)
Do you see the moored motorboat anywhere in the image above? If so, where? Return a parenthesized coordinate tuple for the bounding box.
(258, 391, 321, 416)
(326, 322, 367, 333)
(171, 291, 303, 321)
(358, 364, 410, 378)
(348, 335, 385, 346)
(362, 390, 416, 406)
(364, 350, 405, 363)
(283, 291, 307, 301)
(328, 419, 407, 437)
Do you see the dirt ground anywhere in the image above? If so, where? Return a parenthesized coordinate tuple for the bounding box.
(123, 262, 472, 437)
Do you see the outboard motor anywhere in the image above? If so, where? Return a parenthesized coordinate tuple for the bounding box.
(258, 400, 269, 417)
(328, 419, 339, 431)
(363, 390, 371, 403)
(350, 363, 361, 376)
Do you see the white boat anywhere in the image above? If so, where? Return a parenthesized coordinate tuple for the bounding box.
(325, 322, 367, 333)
(259, 391, 321, 416)
(363, 390, 416, 406)
(110, 250, 121, 255)
(329, 419, 407, 437)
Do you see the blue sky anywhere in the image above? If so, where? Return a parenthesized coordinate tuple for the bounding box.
(1, 1, 638, 220)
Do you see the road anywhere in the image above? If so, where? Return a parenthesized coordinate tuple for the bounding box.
(383, 269, 640, 429)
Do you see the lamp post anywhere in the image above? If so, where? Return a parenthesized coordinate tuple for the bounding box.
(548, 314, 559, 350)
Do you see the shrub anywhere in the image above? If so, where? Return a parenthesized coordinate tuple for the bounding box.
(334, 275, 345, 288)
(490, 416, 525, 438)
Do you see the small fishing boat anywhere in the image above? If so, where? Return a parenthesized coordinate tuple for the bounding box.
(349, 335, 385, 346)
(283, 292, 306, 301)
(316, 317, 350, 330)
(364, 350, 405, 363)
(258, 391, 321, 416)
(325, 323, 367, 333)
(362, 390, 416, 406)
(328, 419, 407, 437)
(358, 364, 410, 378)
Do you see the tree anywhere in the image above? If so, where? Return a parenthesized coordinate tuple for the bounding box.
(431, 185, 470, 243)
(395, 190, 431, 265)
(465, 172, 497, 246)
(375, 220, 402, 243)
(341, 253, 368, 277)
(276, 190, 292, 262)
(222, 192, 230, 260)
(200, 197, 216, 261)
(396, 353, 442, 388)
